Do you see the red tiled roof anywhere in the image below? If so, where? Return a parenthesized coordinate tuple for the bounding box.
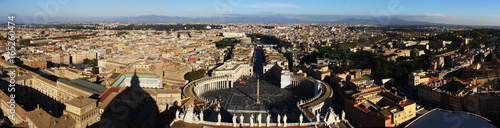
(400, 100, 414, 107)
(429, 77, 440, 82)
(99, 87, 120, 102)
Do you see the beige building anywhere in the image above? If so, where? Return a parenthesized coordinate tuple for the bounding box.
(345, 87, 417, 127)
(29, 74, 59, 101)
(63, 97, 99, 128)
(161, 64, 190, 86)
(57, 78, 107, 103)
(418, 78, 471, 111)
(54, 67, 92, 80)
(22, 58, 47, 69)
(25, 109, 76, 128)
(212, 63, 252, 82)
(144, 88, 182, 112)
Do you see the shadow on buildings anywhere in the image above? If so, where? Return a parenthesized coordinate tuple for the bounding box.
(98, 71, 159, 128)
(156, 101, 180, 127)
(254, 46, 264, 75)
(0, 79, 65, 118)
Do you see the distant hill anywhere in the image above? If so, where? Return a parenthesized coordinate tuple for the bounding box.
(332, 18, 447, 25)
(11, 14, 450, 26)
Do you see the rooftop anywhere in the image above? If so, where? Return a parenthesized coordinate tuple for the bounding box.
(66, 96, 97, 108)
(109, 73, 159, 87)
(57, 78, 107, 95)
(25, 109, 76, 128)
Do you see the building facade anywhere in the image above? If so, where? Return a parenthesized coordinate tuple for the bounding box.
(345, 87, 416, 127)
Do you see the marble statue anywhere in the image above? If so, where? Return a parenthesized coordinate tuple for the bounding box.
(250, 114, 254, 127)
(217, 113, 222, 125)
(240, 114, 244, 126)
(184, 106, 194, 122)
(266, 114, 271, 127)
(342, 110, 345, 121)
(232, 114, 237, 127)
(299, 114, 303, 126)
(277, 114, 281, 126)
(283, 114, 287, 127)
(257, 113, 262, 127)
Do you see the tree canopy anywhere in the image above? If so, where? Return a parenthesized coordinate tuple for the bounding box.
(186, 69, 206, 81)
(214, 38, 239, 48)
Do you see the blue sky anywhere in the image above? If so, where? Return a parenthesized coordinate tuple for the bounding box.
(1, 0, 500, 25)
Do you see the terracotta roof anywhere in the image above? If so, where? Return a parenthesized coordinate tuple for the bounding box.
(399, 100, 414, 107)
(25, 109, 76, 128)
(66, 96, 96, 108)
(99, 87, 121, 102)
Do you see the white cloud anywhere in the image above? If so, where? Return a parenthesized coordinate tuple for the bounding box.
(246, 3, 301, 8)
(424, 13, 454, 18)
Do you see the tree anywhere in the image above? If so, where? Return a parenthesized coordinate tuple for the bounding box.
(91, 58, 99, 74)
(55, 63, 68, 67)
(214, 38, 238, 48)
(92, 66, 99, 74)
(186, 69, 206, 81)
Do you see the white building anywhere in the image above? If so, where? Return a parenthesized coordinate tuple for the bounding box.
(110, 73, 163, 89)
(221, 32, 246, 38)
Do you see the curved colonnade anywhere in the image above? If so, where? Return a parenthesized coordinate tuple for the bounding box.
(183, 75, 333, 110)
(183, 75, 234, 103)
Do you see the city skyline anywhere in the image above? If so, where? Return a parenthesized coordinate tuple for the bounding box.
(2, 0, 500, 26)
(1, 1, 500, 127)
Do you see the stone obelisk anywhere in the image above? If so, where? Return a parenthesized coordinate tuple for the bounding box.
(256, 77, 260, 104)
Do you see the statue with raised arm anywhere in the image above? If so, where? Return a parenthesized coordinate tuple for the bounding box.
(240, 114, 244, 126)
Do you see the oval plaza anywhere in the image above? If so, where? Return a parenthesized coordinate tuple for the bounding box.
(175, 42, 346, 127)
